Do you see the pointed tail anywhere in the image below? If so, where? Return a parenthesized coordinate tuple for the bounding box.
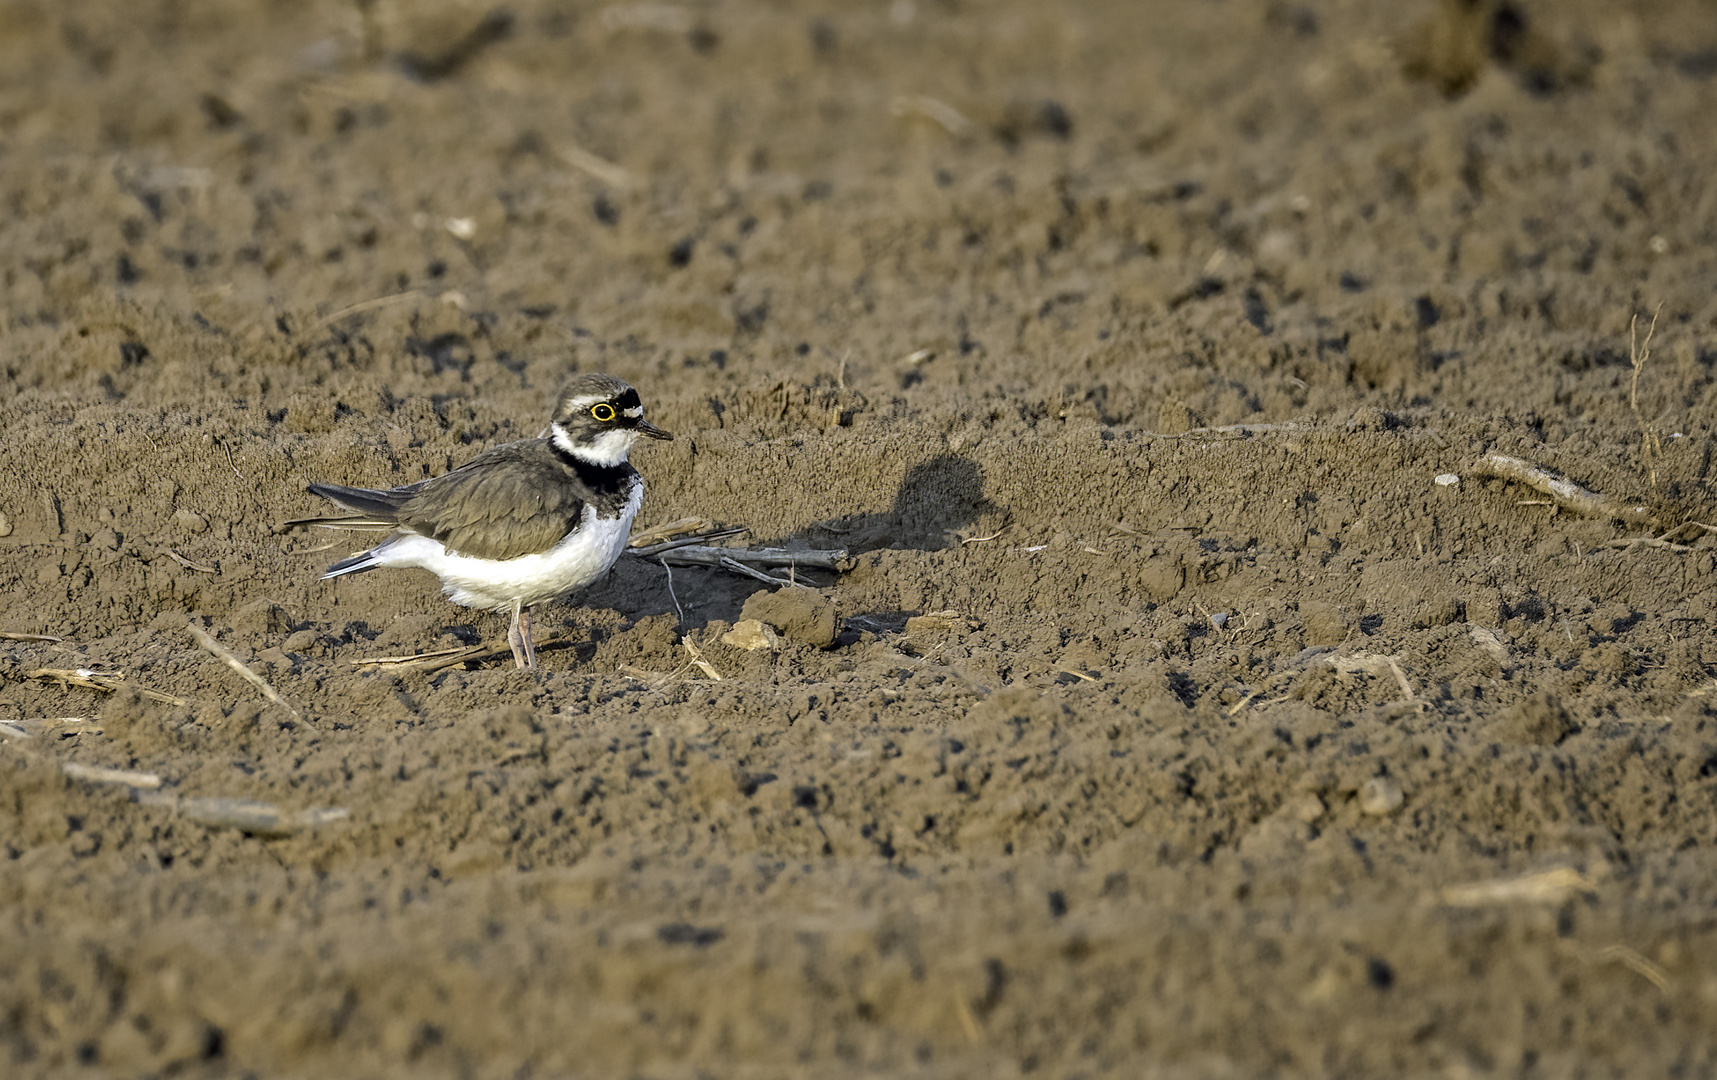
(321, 549, 381, 579)
(281, 482, 415, 532)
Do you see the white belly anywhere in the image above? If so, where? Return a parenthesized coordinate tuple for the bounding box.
(373, 485, 642, 612)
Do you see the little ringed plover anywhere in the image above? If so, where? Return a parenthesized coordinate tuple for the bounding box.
(285, 373, 672, 668)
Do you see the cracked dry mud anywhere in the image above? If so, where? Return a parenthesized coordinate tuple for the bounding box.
(3, 1, 1717, 1077)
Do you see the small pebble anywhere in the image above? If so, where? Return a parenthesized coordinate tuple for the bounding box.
(1359, 777, 1404, 816)
(1434, 473, 1459, 487)
(1287, 792, 1326, 824)
(0, 511, 11, 538)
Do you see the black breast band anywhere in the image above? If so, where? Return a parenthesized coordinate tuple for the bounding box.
(552, 445, 633, 496)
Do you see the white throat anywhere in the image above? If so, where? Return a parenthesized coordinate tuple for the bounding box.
(552, 423, 636, 466)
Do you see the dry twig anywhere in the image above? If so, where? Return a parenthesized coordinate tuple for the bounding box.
(0, 717, 92, 739)
(628, 517, 741, 549)
(647, 544, 850, 573)
(352, 635, 579, 672)
(717, 555, 798, 586)
(1598, 533, 1694, 553)
(1225, 690, 1261, 717)
(24, 667, 185, 706)
(215, 436, 242, 479)
(1630, 305, 1664, 491)
(187, 623, 303, 722)
(616, 662, 675, 686)
(1438, 866, 1594, 907)
(175, 796, 349, 836)
(1327, 651, 1417, 702)
(681, 637, 723, 681)
(159, 548, 218, 573)
(1472, 454, 1655, 525)
(553, 142, 634, 188)
(305, 290, 422, 335)
(892, 94, 973, 136)
(63, 762, 162, 790)
(629, 521, 849, 577)
(1149, 420, 1318, 441)
(1593, 944, 1670, 994)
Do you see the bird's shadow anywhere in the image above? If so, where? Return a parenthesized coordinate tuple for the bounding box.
(578, 453, 1001, 637)
(802, 453, 999, 555)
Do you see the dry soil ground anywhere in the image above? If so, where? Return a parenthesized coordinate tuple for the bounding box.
(4, 1, 1717, 1077)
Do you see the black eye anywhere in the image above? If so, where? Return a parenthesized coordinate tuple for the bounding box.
(591, 403, 616, 422)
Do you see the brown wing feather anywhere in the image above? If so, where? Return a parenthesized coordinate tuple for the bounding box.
(283, 482, 423, 531)
(396, 441, 600, 560)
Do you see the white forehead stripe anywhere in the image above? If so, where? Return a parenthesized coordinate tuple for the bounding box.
(623, 406, 643, 418)
(565, 394, 607, 412)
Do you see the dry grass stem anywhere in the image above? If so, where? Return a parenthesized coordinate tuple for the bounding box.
(1630, 306, 1664, 490)
(616, 663, 673, 686)
(1, 717, 94, 739)
(1438, 866, 1593, 907)
(717, 555, 798, 586)
(892, 94, 972, 136)
(1225, 691, 1261, 716)
(1598, 534, 1693, 553)
(681, 637, 723, 680)
(352, 643, 492, 671)
(1, 631, 62, 643)
(553, 142, 634, 188)
(647, 544, 850, 573)
(177, 796, 349, 836)
(1153, 420, 1317, 440)
(306, 289, 422, 335)
(628, 530, 750, 557)
(1328, 652, 1416, 701)
(1601, 521, 1710, 552)
(284, 541, 341, 554)
(628, 517, 738, 549)
(159, 548, 218, 573)
(187, 623, 303, 722)
(1594, 944, 1670, 994)
(662, 560, 688, 627)
(353, 636, 579, 672)
(24, 666, 185, 706)
(1473, 454, 1655, 525)
(953, 992, 982, 1043)
(63, 762, 162, 789)
(216, 437, 242, 479)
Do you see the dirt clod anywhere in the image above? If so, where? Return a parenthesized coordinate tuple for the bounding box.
(739, 586, 837, 648)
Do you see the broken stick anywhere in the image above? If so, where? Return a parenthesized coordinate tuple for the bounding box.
(186, 623, 304, 722)
(1473, 454, 1656, 525)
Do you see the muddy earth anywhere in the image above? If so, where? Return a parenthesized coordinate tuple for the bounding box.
(4, 1, 1717, 1076)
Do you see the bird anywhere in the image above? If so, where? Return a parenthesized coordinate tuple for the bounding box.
(284, 373, 673, 669)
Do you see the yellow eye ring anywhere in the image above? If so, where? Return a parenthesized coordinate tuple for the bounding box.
(590, 403, 616, 422)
